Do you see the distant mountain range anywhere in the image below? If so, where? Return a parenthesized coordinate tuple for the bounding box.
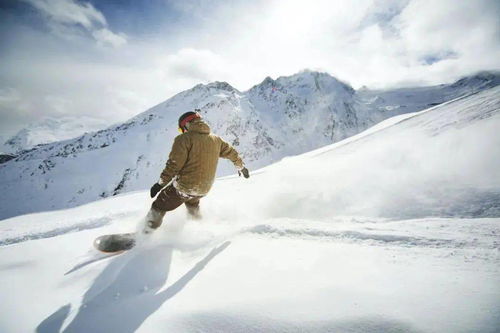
(0, 70, 498, 219)
(1, 116, 110, 154)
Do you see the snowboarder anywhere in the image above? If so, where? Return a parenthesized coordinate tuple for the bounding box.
(143, 110, 249, 233)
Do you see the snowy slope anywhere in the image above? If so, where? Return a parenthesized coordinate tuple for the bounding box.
(0, 71, 498, 220)
(1, 116, 110, 154)
(0, 86, 499, 333)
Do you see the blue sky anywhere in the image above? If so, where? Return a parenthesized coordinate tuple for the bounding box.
(85, 0, 184, 36)
(0, 0, 499, 137)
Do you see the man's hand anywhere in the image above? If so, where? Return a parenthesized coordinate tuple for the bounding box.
(150, 183, 163, 198)
(238, 167, 250, 179)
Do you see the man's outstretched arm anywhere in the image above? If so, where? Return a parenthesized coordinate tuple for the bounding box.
(219, 138, 249, 178)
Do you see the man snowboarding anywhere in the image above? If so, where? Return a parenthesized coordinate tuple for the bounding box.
(143, 110, 249, 234)
(94, 110, 249, 252)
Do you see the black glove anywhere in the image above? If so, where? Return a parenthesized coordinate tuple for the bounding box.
(238, 167, 250, 179)
(150, 183, 163, 198)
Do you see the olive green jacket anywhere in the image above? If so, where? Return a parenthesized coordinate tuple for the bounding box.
(159, 119, 244, 196)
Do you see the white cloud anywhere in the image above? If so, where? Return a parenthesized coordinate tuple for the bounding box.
(358, 0, 500, 86)
(171, 0, 499, 89)
(162, 48, 227, 82)
(24, 0, 105, 28)
(22, 0, 127, 47)
(0, 88, 21, 105)
(0, 87, 32, 115)
(44, 95, 73, 115)
(92, 28, 127, 48)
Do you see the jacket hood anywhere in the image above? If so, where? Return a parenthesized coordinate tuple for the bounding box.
(188, 119, 211, 134)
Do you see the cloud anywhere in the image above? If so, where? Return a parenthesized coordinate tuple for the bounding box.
(92, 28, 127, 48)
(161, 0, 498, 89)
(22, 0, 127, 47)
(162, 48, 227, 82)
(0, 88, 21, 105)
(23, 0, 106, 28)
(0, 87, 35, 138)
(358, 0, 500, 85)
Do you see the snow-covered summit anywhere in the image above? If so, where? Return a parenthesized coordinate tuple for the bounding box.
(279, 70, 354, 94)
(450, 70, 500, 90)
(248, 71, 355, 111)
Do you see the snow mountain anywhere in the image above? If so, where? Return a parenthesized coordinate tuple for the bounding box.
(0, 70, 498, 219)
(1, 85, 499, 332)
(1, 116, 110, 154)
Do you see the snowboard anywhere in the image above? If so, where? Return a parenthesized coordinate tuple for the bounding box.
(94, 232, 136, 253)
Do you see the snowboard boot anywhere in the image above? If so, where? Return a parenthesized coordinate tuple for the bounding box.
(142, 207, 166, 234)
(185, 202, 202, 220)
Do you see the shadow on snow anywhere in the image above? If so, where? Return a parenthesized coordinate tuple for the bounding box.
(37, 241, 231, 333)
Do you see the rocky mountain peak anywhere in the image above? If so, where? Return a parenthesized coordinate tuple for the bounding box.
(189, 81, 238, 93)
(248, 70, 354, 97)
(205, 81, 238, 92)
(451, 71, 500, 89)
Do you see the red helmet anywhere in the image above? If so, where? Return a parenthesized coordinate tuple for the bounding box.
(178, 110, 201, 132)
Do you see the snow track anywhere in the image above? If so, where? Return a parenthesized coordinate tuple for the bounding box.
(0, 217, 112, 247)
(247, 224, 467, 248)
(244, 218, 500, 253)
